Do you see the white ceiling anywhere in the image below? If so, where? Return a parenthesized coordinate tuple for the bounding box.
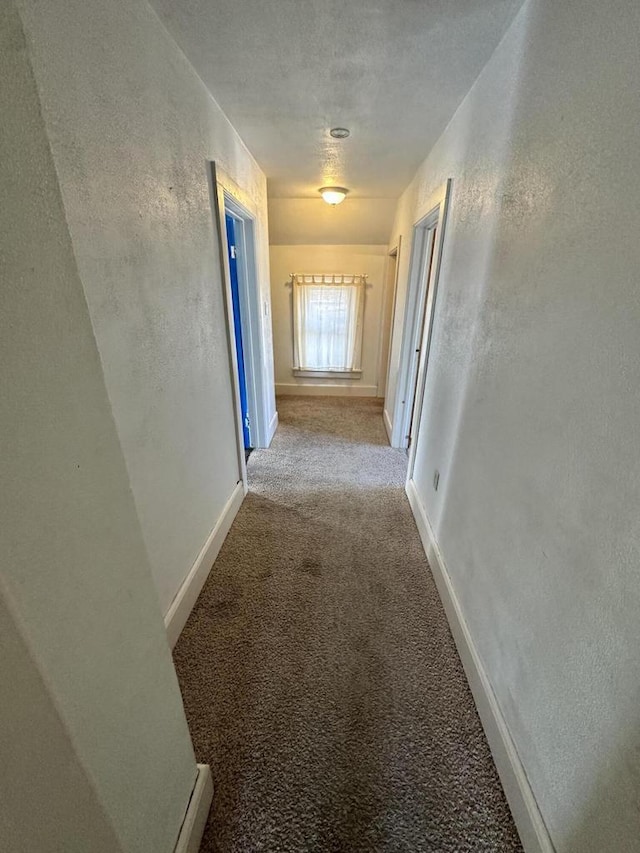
(151, 0, 523, 202)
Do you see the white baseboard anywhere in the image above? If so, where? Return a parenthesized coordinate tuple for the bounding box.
(173, 764, 213, 853)
(266, 410, 279, 445)
(383, 408, 393, 444)
(275, 383, 378, 397)
(164, 482, 244, 648)
(405, 478, 554, 853)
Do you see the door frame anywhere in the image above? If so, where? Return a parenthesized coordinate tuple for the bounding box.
(390, 180, 451, 452)
(208, 163, 269, 491)
(376, 238, 402, 404)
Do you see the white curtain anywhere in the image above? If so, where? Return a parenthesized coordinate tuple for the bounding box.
(293, 274, 365, 372)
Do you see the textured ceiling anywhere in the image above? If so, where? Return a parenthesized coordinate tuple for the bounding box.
(150, 0, 524, 201)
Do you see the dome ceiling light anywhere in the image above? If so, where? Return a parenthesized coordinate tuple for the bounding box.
(319, 186, 349, 206)
(329, 127, 350, 139)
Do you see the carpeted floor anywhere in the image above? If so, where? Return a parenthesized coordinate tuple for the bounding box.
(173, 396, 523, 853)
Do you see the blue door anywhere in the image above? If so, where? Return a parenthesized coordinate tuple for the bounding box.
(225, 214, 251, 449)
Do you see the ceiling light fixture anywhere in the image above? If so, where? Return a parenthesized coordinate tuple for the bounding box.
(329, 127, 350, 139)
(319, 186, 349, 205)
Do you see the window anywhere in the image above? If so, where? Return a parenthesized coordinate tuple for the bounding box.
(292, 274, 365, 378)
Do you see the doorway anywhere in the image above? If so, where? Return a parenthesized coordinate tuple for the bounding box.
(390, 181, 450, 453)
(209, 163, 271, 491)
(377, 241, 401, 409)
(225, 213, 252, 455)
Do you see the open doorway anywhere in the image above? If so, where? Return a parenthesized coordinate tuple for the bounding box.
(377, 241, 401, 416)
(209, 163, 271, 491)
(389, 180, 451, 453)
(224, 212, 252, 459)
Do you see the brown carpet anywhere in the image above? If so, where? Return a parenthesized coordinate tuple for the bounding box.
(173, 396, 523, 853)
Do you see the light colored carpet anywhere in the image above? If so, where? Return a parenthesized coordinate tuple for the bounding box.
(174, 396, 522, 852)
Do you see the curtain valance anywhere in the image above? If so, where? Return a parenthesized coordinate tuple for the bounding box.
(291, 273, 367, 286)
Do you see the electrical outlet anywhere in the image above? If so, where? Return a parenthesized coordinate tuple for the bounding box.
(433, 469, 440, 491)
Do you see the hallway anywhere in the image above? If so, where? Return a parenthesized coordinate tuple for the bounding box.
(173, 397, 521, 852)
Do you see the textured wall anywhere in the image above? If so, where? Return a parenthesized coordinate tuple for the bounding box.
(17, 0, 276, 615)
(0, 3, 196, 849)
(389, 0, 640, 849)
(269, 245, 388, 395)
(268, 197, 396, 245)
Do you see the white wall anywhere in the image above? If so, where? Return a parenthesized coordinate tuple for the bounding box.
(270, 245, 388, 396)
(17, 0, 276, 615)
(389, 0, 640, 850)
(0, 4, 196, 848)
(268, 197, 396, 245)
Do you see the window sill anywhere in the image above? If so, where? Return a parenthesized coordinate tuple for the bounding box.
(293, 369, 363, 380)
